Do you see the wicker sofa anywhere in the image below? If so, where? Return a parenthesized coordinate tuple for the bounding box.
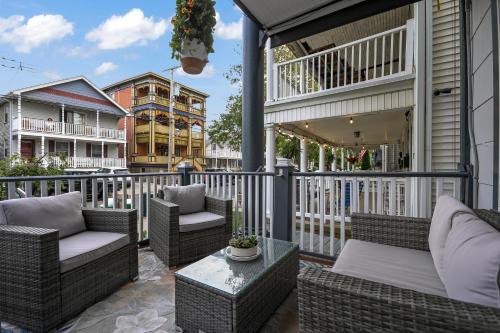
(0, 193, 138, 333)
(298, 208, 500, 333)
(149, 185, 232, 268)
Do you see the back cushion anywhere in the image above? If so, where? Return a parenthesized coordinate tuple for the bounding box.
(429, 195, 474, 281)
(443, 212, 500, 308)
(0, 192, 86, 238)
(164, 184, 205, 215)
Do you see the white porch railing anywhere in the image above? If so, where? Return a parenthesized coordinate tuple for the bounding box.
(51, 156, 126, 168)
(100, 127, 125, 140)
(273, 19, 414, 100)
(21, 117, 124, 140)
(21, 117, 63, 134)
(291, 172, 463, 257)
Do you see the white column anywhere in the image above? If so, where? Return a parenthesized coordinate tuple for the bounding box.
(61, 104, 65, 134)
(341, 147, 345, 171)
(101, 141, 104, 168)
(300, 138, 308, 172)
(123, 115, 128, 167)
(319, 144, 325, 172)
(73, 138, 77, 168)
(41, 136, 45, 166)
(96, 110, 100, 138)
(17, 95, 21, 155)
(331, 147, 337, 171)
(265, 124, 276, 215)
(266, 39, 275, 102)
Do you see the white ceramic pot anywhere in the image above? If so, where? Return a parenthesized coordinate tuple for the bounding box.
(180, 38, 208, 74)
(230, 246, 258, 257)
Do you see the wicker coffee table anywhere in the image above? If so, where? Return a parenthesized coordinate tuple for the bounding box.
(175, 237, 299, 333)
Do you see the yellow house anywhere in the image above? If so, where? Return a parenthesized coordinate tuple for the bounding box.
(103, 72, 208, 172)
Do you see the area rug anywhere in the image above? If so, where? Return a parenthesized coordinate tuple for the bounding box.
(1, 249, 328, 333)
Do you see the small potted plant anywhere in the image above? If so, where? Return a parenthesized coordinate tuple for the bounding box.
(229, 235, 258, 257)
(170, 0, 216, 74)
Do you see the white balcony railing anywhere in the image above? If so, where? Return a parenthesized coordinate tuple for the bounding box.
(272, 19, 414, 100)
(51, 156, 125, 168)
(100, 128, 125, 140)
(20, 117, 124, 140)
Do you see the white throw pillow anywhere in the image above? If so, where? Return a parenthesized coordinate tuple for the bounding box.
(428, 195, 474, 281)
(443, 212, 500, 308)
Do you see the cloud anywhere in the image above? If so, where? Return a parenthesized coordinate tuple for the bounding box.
(0, 14, 73, 53)
(215, 12, 242, 40)
(94, 62, 117, 75)
(175, 63, 215, 78)
(42, 70, 63, 81)
(86, 8, 167, 50)
(58, 45, 98, 58)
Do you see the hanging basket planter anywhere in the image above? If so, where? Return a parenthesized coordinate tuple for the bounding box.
(170, 0, 216, 75)
(180, 38, 208, 74)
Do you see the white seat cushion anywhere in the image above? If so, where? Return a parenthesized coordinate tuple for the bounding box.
(179, 211, 225, 233)
(59, 231, 129, 273)
(331, 239, 447, 297)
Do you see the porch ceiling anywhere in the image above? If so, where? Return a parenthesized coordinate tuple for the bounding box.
(283, 109, 409, 148)
(287, 6, 413, 57)
(234, 0, 421, 47)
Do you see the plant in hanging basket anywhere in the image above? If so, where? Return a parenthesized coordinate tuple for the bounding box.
(170, 0, 216, 74)
(346, 155, 358, 164)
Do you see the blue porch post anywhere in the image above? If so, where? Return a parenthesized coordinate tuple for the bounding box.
(242, 15, 265, 231)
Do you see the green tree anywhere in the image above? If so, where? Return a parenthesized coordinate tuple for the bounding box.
(0, 154, 68, 199)
(361, 151, 371, 170)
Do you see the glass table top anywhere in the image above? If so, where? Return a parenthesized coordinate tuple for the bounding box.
(175, 237, 298, 297)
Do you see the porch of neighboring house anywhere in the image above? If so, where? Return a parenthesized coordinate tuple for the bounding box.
(15, 135, 125, 168)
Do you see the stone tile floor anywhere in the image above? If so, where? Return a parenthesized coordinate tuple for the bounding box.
(1, 249, 327, 333)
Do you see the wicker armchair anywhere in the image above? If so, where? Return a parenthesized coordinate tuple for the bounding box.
(0, 208, 138, 333)
(298, 210, 500, 333)
(149, 195, 232, 267)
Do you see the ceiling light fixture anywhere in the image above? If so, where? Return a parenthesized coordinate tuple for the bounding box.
(305, 122, 309, 128)
(349, 117, 354, 124)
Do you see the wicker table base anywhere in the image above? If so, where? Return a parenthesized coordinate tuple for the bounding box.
(175, 237, 299, 333)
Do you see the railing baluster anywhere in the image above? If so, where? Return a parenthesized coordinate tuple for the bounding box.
(216, 175, 221, 197)
(365, 40, 369, 81)
(337, 50, 340, 87)
(340, 177, 346, 250)
(138, 176, 143, 241)
(329, 177, 335, 256)
(228, 175, 233, 201)
(405, 177, 411, 216)
(152, 176, 157, 198)
(222, 174, 226, 199)
(436, 178, 444, 199)
(358, 43, 362, 83)
(80, 179, 86, 206)
(374, 37, 378, 79)
(290, 176, 294, 242)
(377, 178, 383, 214)
(102, 178, 108, 208)
(234, 175, 239, 235)
(390, 32, 394, 75)
(248, 175, 253, 235)
(263, 175, 267, 237)
(382, 35, 386, 75)
(363, 179, 369, 213)
(112, 178, 118, 209)
(319, 176, 325, 254)
(7, 182, 16, 199)
(131, 176, 136, 209)
(255, 175, 259, 236)
(389, 178, 396, 215)
(122, 177, 128, 208)
(300, 176, 306, 250)
(344, 48, 347, 86)
(453, 178, 460, 200)
(55, 180, 61, 196)
(241, 175, 246, 236)
(351, 46, 354, 84)
(309, 177, 315, 252)
(92, 178, 98, 208)
(399, 29, 403, 73)
(269, 175, 274, 239)
(25, 181, 33, 197)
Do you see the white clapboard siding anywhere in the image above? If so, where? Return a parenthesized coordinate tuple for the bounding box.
(432, 0, 461, 173)
(264, 84, 414, 124)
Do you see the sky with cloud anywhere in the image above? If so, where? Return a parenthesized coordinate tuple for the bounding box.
(0, 0, 243, 123)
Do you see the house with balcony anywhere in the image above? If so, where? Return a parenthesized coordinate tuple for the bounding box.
(263, 0, 464, 216)
(103, 72, 208, 172)
(205, 134, 242, 170)
(0, 77, 127, 169)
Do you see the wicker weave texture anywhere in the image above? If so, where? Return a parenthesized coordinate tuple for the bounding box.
(0, 209, 138, 333)
(298, 268, 500, 333)
(175, 245, 299, 333)
(149, 196, 232, 268)
(351, 213, 431, 250)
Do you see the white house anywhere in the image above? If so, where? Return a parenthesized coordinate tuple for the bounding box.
(264, 1, 465, 215)
(0, 76, 128, 169)
(205, 135, 242, 170)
